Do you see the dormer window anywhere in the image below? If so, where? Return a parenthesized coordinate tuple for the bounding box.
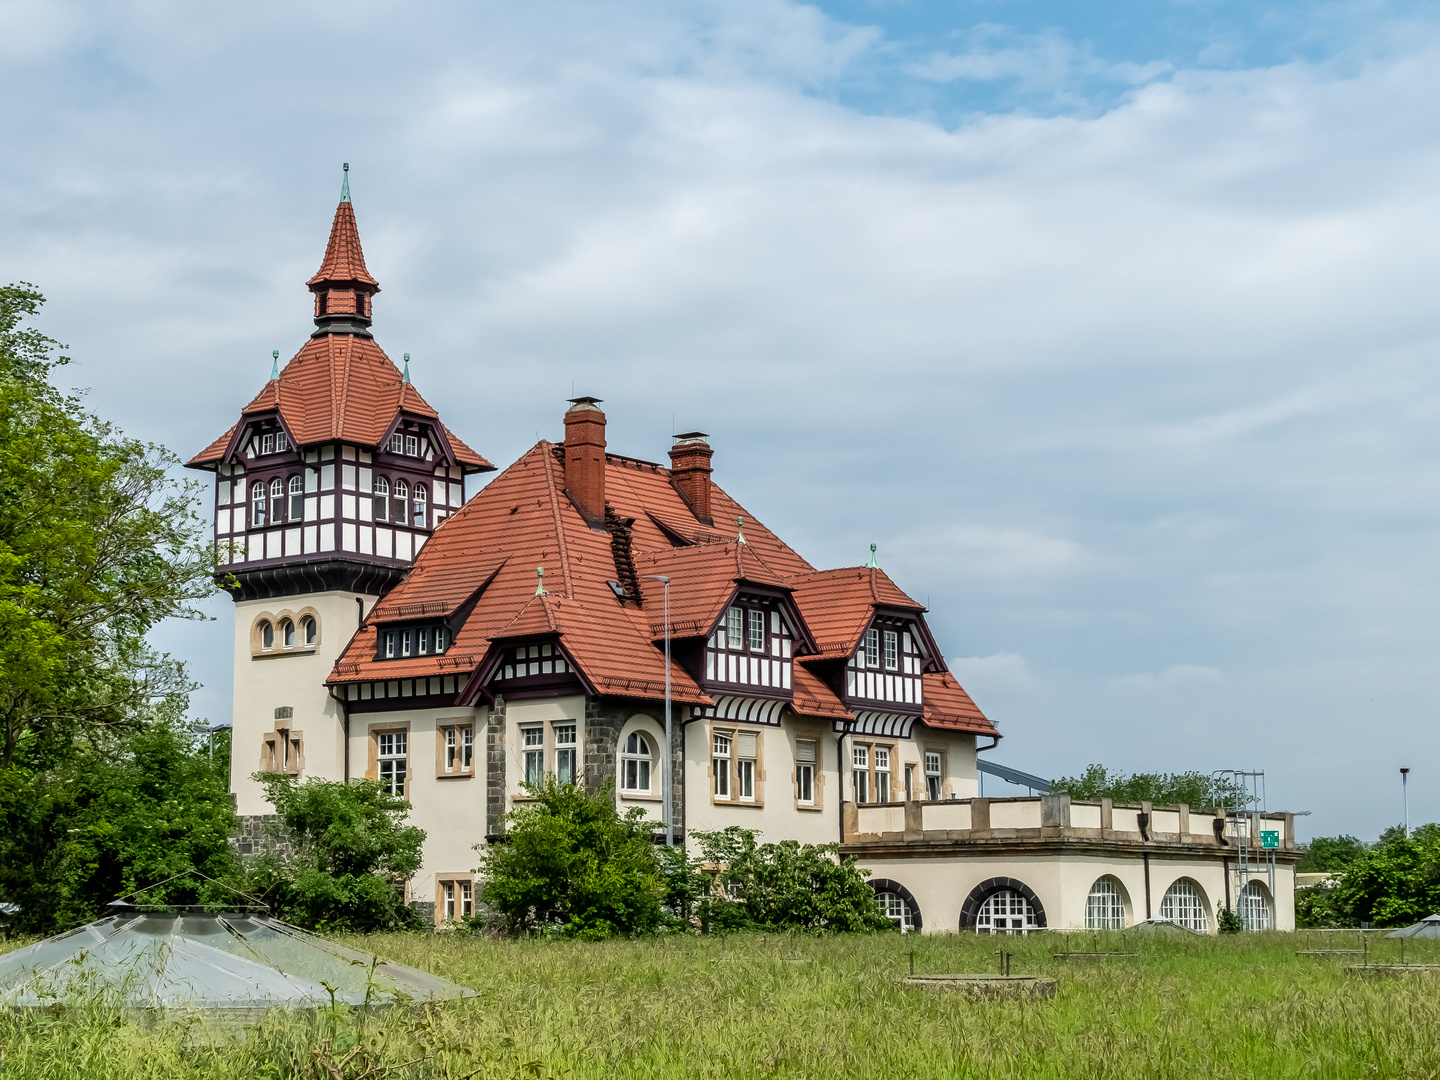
(262, 433, 274, 455)
(863, 628, 880, 668)
(726, 607, 743, 649)
(405, 435, 419, 457)
(401, 629, 413, 657)
(747, 610, 765, 651)
(389, 433, 404, 454)
(377, 623, 450, 661)
(383, 631, 396, 658)
(275, 432, 289, 453)
(883, 630, 898, 670)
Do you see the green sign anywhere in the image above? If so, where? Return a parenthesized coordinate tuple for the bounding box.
(1259, 830, 1279, 849)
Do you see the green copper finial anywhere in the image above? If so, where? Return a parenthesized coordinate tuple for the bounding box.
(340, 162, 350, 203)
(535, 566, 547, 596)
(402, 352, 411, 384)
(736, 515, 746, 545)
(270, 349, 280, 380)
(866, 543, 879, 569)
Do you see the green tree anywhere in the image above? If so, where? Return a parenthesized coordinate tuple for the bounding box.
(0, 712, 237, 933)
(687, 827, 892, 933)
(1051, 764, 1247, 812)
(1327, 823, 1440, 928)
(244, 775, 426, 932)
(476, 778, 666, 939)
(1297, 834, 1368, 873)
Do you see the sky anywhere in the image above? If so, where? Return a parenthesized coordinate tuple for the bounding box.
(3, 0, 1439, 842)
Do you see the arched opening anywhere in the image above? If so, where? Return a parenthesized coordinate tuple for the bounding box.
(303, 616, 316, 646)
(1238, 880, 1273, 931)
(392, 479, 408, 525)
(373, 476, 389, 522)
(1085, 876, 1128, 929)
(259, 620, 274, 651)
(1159, 878, 1209, 933)
(252, 480, 267, 527)
(960, 877, 1046, 934)
(288, 475, 303, 521)
(269, 478, 284, 524)
(869, 879, 922, 933)
(280, 619, 295, 648)
(412, 483, 427, 528)
(621, 732, 653, 794)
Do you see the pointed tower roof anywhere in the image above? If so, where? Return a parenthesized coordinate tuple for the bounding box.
(307, 166, 378, 288)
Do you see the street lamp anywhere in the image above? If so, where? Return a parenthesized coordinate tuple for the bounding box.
(1401, 768, 1410, 838)
(644, 574, 673, 847)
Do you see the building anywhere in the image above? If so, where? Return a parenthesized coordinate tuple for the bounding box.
(187, 181, 1298, 933)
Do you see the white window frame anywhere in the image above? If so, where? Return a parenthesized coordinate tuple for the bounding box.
(795, 738, 816, 806)
(883, 629, 898, 670)
(747, 609, 765, 651)
(852, 745, 870, 804)
(553, 722, 577, 786)
(621, 731, 652, 794)
(405, 434, 419, 457)
(373, 475, 389, 521)
(725, 608, 743, 650)
(252, 479, 267, 527)
(1085, 877, 1126, 930)
(377, 730, 408, 796)
(877, 890, 913, 932)
(712, 731, 731, 799)
(874, 746, 891, 802)
(521, 724, 544, 787)
(269, 477, 284, 524)
(1159, 879, 1208, 933)
(864, 628, 880, 667)
(924, 751, 942, 801)
(976, 889, 1038, 935)
(1239, 880, 1273, 931)
(413, 483, 427, 528)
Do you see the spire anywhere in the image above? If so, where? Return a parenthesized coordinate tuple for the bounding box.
(402, 352, 411, 384)
(535, 566, 548, 596)
(269, 349, 280, 380)
(866, 543, 879, 569)
(307, 168, 380, 339)
(736, 515, 746, 545)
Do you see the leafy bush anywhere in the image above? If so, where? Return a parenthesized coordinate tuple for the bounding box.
(1216, 905, 1243, 933)
(1327, 823, 1440, 928)
(1051, 764, 1247, 812)
(246, 774, 425, 932)
(477, 777, 667, 939)
(683, 827, 892, 933)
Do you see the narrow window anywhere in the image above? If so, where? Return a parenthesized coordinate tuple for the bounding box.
(417, 627, 429, 656)
(795, 739, 815, 805)
(383, 630, 395, 658)
(405, 434, 419, 457)
(460, 880, 473, 918)
(401, 629, 412, 657)
(303, 617, 316, 646)
(712, 732, 731, 799)
(259, 620, 274, 651)
(883, 630, 898, 671)
(621, 731, 651, 793)
(904, 763, 917, 801)
(373, 476, 389, 521)
(412, 483, 427, 528)
(443, 881, 455, 922)
(377, 731, 407, 796)
(853, 745, 870, 803)
(554, 723, 577, 785)
(275, 432, 289, 453)
(353, 290, 365, 316)
(925, 752, 942, 801)
(318, 293, 328, 316)
(522, 725, 544, 787)
(864, 628, 880, 668)
(747, 609, 765, 651)
(262, 433, 275, 455)
(435, 627, 449, 653)
(281, 619, 295, 649)
(461, 726, 473, 771)
(445, 727, 458, 774)
(288, 475, 303, 521)
(725, 607, 743, 650)
(736, 731, 757, 801)
(269, 478, 284, 524)
(874, 746, 891, 802)
(252, 480, 267, 527)
(393, 479, 408, 525)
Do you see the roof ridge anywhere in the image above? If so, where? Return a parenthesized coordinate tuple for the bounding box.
(537, 442, 575, 599)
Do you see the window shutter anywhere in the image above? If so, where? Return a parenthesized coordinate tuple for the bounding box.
(737, 732, 758, 759)
(795, 739, 815, 764)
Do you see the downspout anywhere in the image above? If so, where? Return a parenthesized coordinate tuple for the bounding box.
(1223, 856, 1231, 912)
(328, 684, 351, 783)
(837, 728, 848, 844)
(1143, 852, 1152, 919)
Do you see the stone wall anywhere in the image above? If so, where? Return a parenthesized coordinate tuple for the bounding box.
(230, 813, 296, 859)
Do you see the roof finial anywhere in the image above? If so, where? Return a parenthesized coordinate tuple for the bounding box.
(340, 162, 350, 203)
(736, 515, 746, 545)
(270, 349, 280, 380)
(402, 352, 411, 384)
(535, 566, 547, 596)
(866, 543, 878, 569)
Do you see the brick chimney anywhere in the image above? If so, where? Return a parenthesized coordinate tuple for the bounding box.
(668, 431, 713, 525)
(563, 397, 607, 529)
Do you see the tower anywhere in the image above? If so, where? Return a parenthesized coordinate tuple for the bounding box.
(187, 171, 494, 815)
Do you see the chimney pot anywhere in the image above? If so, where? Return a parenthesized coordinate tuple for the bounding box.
(564, 397, 607, 528)
(668, 432, 713, 525)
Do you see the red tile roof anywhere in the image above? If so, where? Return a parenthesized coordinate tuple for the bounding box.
(308, 200, 378, 287)
(326, 437, 997, 739)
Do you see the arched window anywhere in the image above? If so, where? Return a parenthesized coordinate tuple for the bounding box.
(302, 616, 316, 646)
(288, 475, 303, 521)
(412, 484, 427, 528)
(876, 891, 913, 932)
(1239, 880, 1273, 931)
(259, 620, 274, 651)
(252, 480, 267, 527)
(373, 476, 389, 521)
(280, 619, 295, 648)
(1085, 877, 1127, 930)
(621, 732, 652, 793)
(269, 478, 284, 524)
(1159, 879, 1208, 933)
(392, 479, 408, 525)
(976, 888, 1038, 934)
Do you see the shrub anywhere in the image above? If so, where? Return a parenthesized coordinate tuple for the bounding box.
(1328, 822, 1440, 928)
(246, 774, 425, 932)
(477, 777, 666, 939)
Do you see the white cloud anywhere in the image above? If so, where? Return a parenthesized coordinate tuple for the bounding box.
(950, 652, 1037, 695)
(1115, 664, 1226, 691)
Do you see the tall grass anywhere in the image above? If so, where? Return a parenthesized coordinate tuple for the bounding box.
(0, 930, 1437, 1078)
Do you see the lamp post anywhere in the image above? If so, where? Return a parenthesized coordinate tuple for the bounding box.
(645, 574, 673, 847)
(1401, 767, 1410, 838)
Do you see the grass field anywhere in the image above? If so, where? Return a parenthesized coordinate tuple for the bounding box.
(1, 929, 1438, 1079)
